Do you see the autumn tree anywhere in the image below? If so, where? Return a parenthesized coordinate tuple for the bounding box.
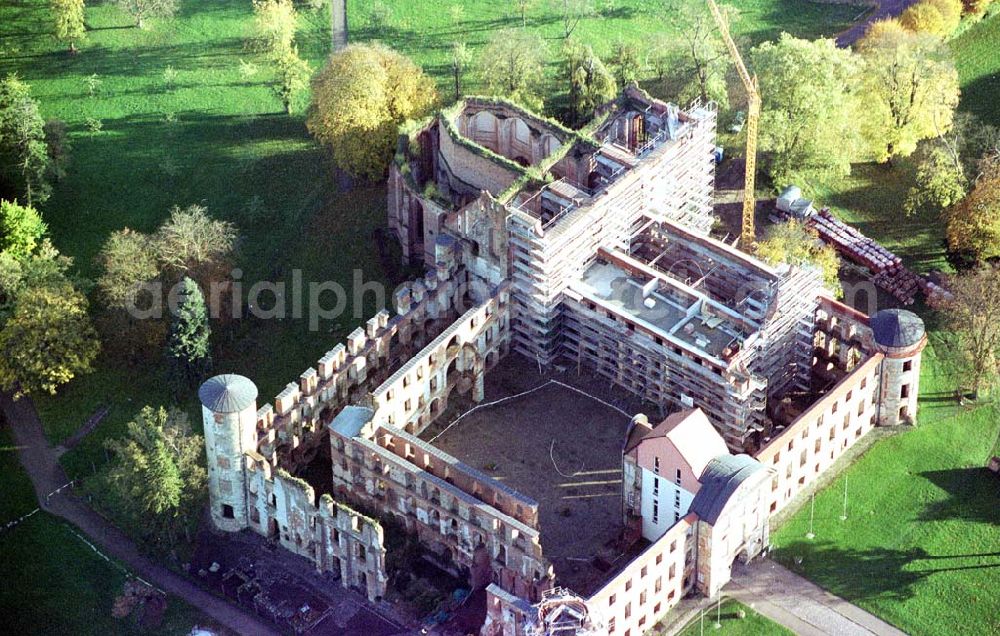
(96, 228, 159, 309)
(51, 0, 86, 53)
(946, 156, 1000, 262)
(661, 1, 729, 108)
(515, 0, 537, 26)
(609, 40, 642, 89)
(904, 144, 967, 215)
(450, 41, 471, 101)
(154, 204, 237, 279)
(43, 119, 71, 182)
(900, 0, 962, 36)
(480, 29, 547, 111)
(756, 220, 842, 296)
(0, 75, 52, 205)
(307, 44, 437, 180)
(98, 406, 206, 548)
(942, 266, 1000, 398)
(753, 34, 860, 185)
(250, 0, 297, 57)
(0, 199, 47, 260)
(114, 0, 178, 29)
(962, 0, 995, 18)
(857, 26, 960, 162)
(556, 0, 595, 39)
(0, 278, 100, 397)
(564, 41, 616, 127)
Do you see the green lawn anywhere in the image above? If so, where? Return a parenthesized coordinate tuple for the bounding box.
(0, 428, 211, 635)
(666, 599, 793, 636)
(770, 345, 1000, 635)
(951, 11, 1000, 123)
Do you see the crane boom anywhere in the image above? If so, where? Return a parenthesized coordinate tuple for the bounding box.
(706, 0, 760, 249)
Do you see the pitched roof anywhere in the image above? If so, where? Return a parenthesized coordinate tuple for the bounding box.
(198, 374, 258, 414)
(688, 454, 766, 525)
(630, 409, 728, 478)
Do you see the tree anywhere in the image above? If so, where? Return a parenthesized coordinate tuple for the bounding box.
(904, 144, 967, 216)
(515, 0, 537, 26)
(480, 29, 547, 111)
(96, 228, 159, 308)
(307, 44, 437, 180)
(43, 118, 71, 182)
(609, 40, 642, 90)
(0, 280, 100, 397)
(556, 0, 595, 39)
(857, 27, 960, 163)
(942, 267, 1000, 398)
(153, 204, 237, 277)
(272, 46, 310, 114)
(756, 220, 842, 296)
(901, 0, 962, 36)
(661, 1, 729, 108)
(114, 0, 178, 29)
(450, 41, 471, 101)
(250, 0, 297, 57)
(753, 34, 860, 185)
(51, 0, 86, 53)
(0, 75, 52, 205)
(100, 406, 206, 548)
(564, 41, 616, 127)
(962, 0, 995, 19)
(0, 239, 73, 321)
(166, 276, 211, 389)
(0, 199, 46, 260)
(946, 157, 1000, 262)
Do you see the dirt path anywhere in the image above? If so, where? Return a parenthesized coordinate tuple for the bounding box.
(1, 391, 281, 636)
(726, 558, 907, 635)
(836, 0, 921, 47)
(55, 404, 109, 456)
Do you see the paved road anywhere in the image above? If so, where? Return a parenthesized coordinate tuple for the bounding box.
(836, 0, 921, 47)
(1, 391, 281, 636)
(727, 559, 908, 636)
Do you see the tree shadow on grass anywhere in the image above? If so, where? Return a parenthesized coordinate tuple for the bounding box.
(775, 540, 1000, 604)
(918, 468, 1000, 525)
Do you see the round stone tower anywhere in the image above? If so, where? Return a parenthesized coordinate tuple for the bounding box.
(870, 309, 926, 426)
(199, 374, 259, 532)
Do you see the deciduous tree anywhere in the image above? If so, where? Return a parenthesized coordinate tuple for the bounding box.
(515, 0, 537, 27)
(166, 276, 211, 389)
(0, 279, 99, 397)
(99, 406, 206, 548)
(114, 0, 178, 29)
(609, 40, 642, 90)
(450, 41, 471, 101)
(51, 0, 86, 53)
(153, 204, 237, 277)
(857, 27, 960, 162)
(946, 156, 1000, 262)
(0, 75, 52, 205)
(756, 220, 842, 296)
(480, 29, 547, 111)
(0, 199, 46, 260)
(308, 44, 436, 180)
(556, 0, 595, 39)
(96, 228, 159, 308)
(250, 0, 297, 57)
(661, 1, 729, 108)
(942, 266, 1000, 398)
(753, 34, 860, 185)
(564, 41, 616, 127)
(901, 0, 962, 36)
(904, 144, 967, 216)
(272, 46, 311, 115)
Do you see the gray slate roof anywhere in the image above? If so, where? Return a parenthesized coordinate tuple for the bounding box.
(689, 454, 765, 525)
(199, 374, 258, 413)
(870, 309, 925, 349)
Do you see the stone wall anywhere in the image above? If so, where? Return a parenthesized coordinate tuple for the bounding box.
(242, 454, 388, 602)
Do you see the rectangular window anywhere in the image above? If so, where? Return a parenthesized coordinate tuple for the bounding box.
(652, 502, 659, 524)
(675, 468, 681, 484)
(901, 384, 910, 398)
(653, 456, 660, 474)
(903, 360, 912, 372)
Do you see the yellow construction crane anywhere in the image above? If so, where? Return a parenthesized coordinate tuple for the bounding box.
(706, 0, 760, 250)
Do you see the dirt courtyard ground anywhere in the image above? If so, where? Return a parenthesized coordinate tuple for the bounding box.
(424, 354, 653, 595)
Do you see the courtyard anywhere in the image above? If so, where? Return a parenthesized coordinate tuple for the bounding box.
(425, 354, 652, 595)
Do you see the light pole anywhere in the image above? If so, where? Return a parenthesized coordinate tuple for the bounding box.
(839, 474, 848, 521)
(806, 493, 816, 539)
(714, 596, 722, 629)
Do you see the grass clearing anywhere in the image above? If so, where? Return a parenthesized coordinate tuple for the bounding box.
(951, 12, 1000, 123)
(663, 599, 792, 636)
(0, 427, 210, 635)
(770, 345, 1000, 635)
